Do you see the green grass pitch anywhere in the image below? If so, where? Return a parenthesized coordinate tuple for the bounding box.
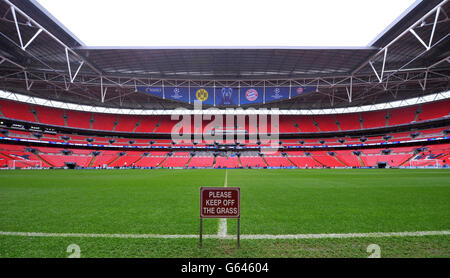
(0, 169, 449, 258)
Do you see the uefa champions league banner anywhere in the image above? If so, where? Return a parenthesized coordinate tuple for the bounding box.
(266, 87, 290, 102)
(165, 87, 189, 103)
(137, 86, 315, 106)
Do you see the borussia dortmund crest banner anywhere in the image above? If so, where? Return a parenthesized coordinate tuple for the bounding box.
(191, 87, 214, 105)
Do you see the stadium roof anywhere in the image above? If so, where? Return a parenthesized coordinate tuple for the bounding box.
(0, 0, 449, 110)
(74, 46, 378, 80)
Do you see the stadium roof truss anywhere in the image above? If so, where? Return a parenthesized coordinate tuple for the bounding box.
(1, 89, 449, 115)
(0, 0, 449, 110)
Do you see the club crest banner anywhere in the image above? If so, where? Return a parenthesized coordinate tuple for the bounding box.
(137, 85, 315, 106)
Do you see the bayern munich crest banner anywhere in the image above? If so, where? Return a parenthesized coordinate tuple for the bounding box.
(240, 87, 264, 105)
(137, 85, 315, 106)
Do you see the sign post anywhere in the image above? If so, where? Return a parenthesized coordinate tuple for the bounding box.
(200, 187, 240, 248)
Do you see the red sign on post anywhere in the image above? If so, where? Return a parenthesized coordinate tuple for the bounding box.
(200, 187, 240, 218)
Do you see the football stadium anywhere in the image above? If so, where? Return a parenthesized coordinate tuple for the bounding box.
(0, 0, 449, 262)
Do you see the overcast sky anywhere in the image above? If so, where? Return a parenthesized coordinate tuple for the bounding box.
(36, 0, 418, 47)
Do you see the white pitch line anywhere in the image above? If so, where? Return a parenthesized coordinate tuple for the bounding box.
(218, 219, 227, 237)
(0, 231, 198, 239)
(217, 169, 228, 237)
(237, 230, 450, 239)
(0, 230, 449, 240)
